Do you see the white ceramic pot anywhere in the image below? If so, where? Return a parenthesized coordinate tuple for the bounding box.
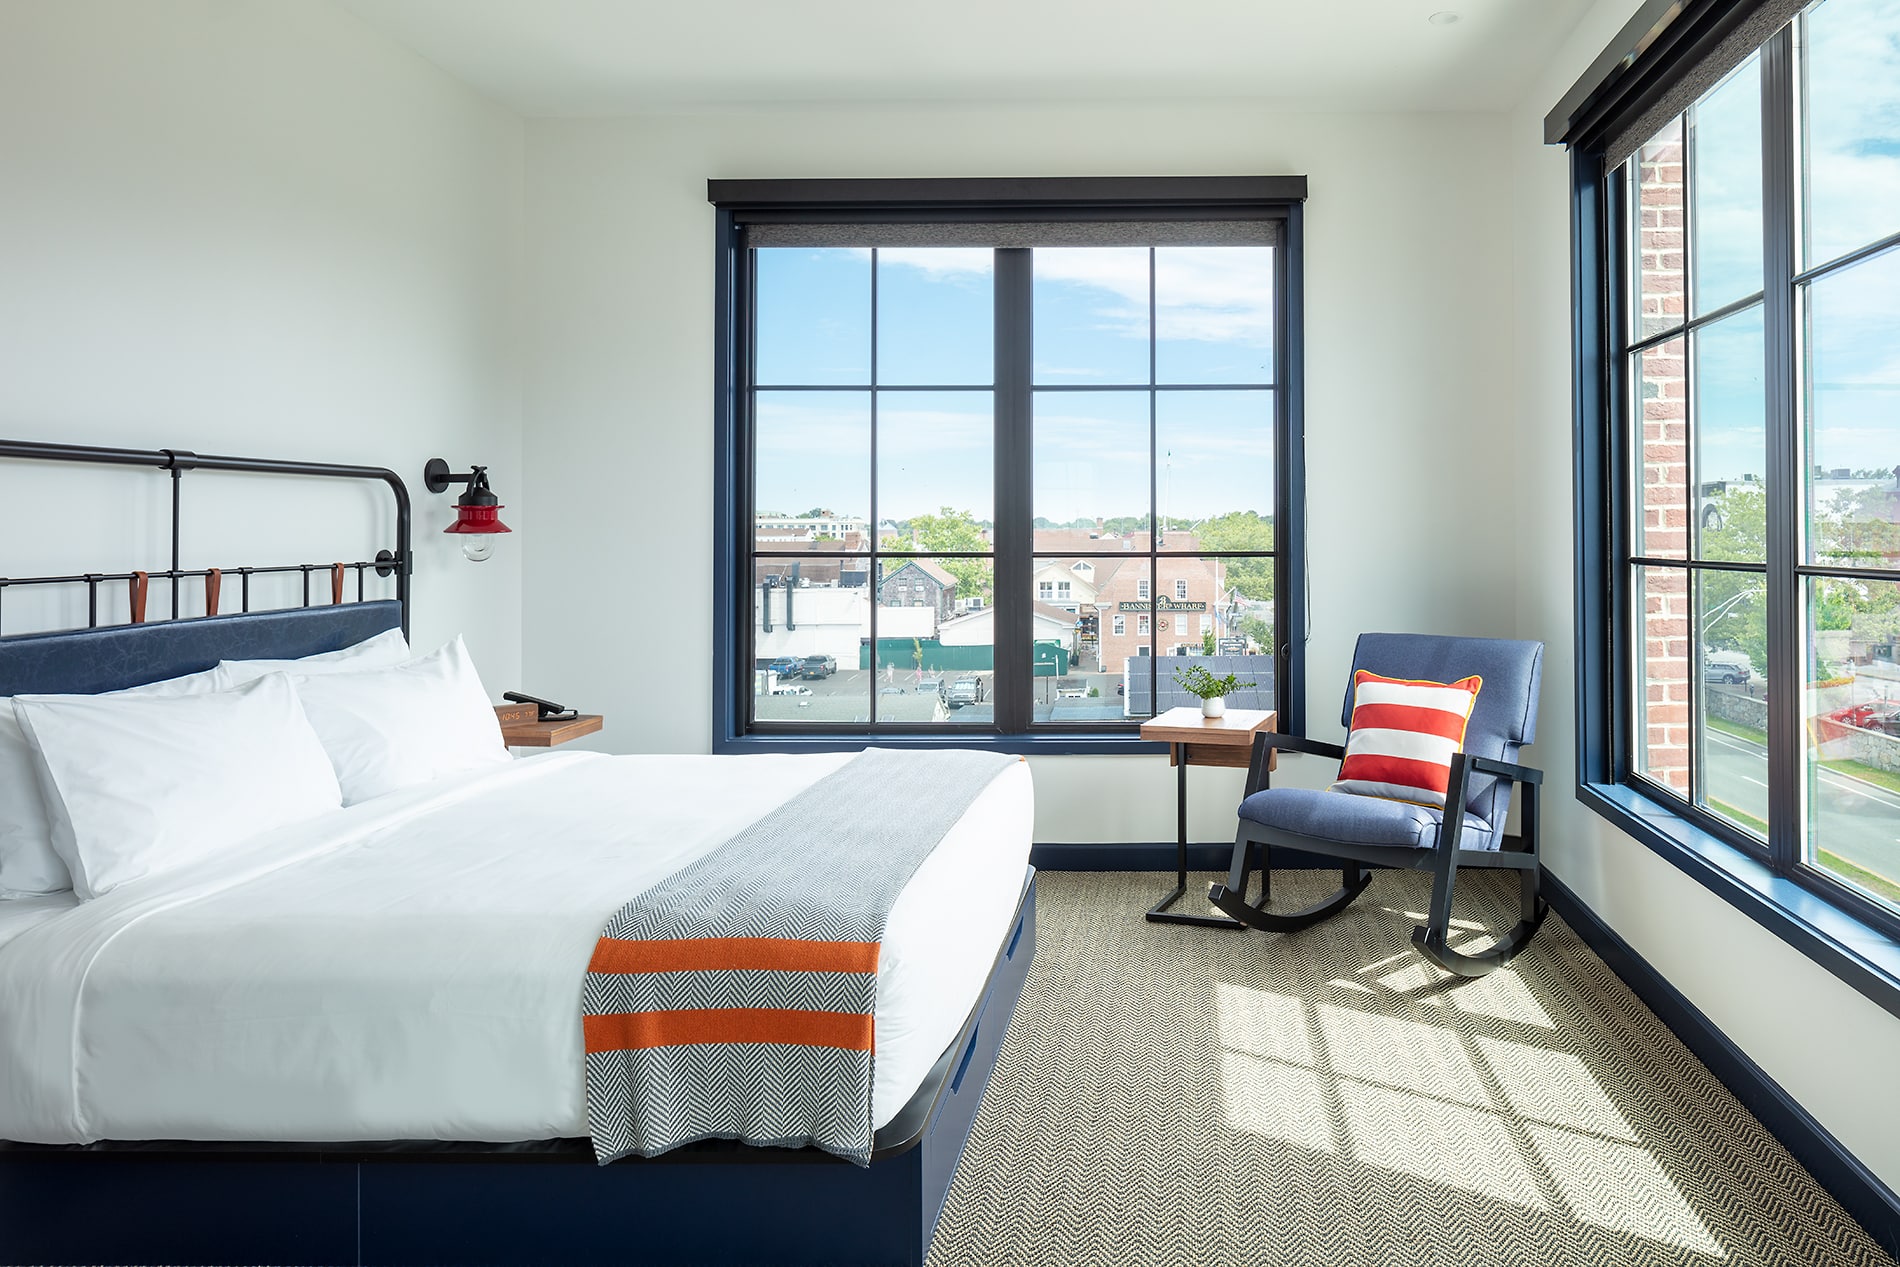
(1202, 696, 1226, 719)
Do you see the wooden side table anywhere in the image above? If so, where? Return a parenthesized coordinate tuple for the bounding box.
(1138, 706, 1276, 929)
(496, 707, 604, 748)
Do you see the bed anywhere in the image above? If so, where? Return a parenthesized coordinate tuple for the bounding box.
(0, 441, 1037, 1267)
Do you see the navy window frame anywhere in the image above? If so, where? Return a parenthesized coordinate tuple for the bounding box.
(708, 177, 1308, 756)
(1560, 3, 1900, 1019)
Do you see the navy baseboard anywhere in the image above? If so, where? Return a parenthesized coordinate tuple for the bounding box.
(1029, 842, 1336, 871)
(1544, 870, 1900, 1260)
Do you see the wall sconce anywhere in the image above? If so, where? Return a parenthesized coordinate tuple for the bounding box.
(424, 458, 512, 563)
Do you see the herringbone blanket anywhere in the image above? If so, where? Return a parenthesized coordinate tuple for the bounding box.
(581, 747, 1019, 1166)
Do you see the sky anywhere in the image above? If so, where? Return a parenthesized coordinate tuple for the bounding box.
(1677, 2, 1900, 490)
(752, 244, 1275, 527)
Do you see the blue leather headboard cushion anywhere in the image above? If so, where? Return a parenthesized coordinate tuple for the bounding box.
(0, 601, 403, 698)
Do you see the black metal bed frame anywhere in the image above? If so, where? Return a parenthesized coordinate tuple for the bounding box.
(0, 438, 411, 639)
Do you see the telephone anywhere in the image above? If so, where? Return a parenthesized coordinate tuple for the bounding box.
(504, 691, 579, 722)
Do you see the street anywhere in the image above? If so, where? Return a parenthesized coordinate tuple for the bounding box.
(753, 665, 1132, 725)
(1705, 728, 1900, 888)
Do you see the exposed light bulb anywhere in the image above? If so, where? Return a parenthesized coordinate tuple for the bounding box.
(461, 537, 496, 563)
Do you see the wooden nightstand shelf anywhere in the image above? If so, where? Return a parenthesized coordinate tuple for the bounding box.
(495, 708, 604, 748)
(1138, 706, 1277, 929)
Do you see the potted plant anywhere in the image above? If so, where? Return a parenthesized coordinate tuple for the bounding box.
(1174, 664, 1243, 718)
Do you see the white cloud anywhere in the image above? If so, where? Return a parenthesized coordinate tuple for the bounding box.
(1033, 246, 1275, 349)
(871, 247, 993, 280)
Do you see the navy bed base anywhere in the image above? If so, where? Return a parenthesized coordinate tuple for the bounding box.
(0, 605, 1036, 1267)
(0, 876, 1035, 1267)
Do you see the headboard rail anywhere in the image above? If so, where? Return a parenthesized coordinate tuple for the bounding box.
(0, 438, 411, 641)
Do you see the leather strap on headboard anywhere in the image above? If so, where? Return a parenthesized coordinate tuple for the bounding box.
(128, 571, 149, 625)
(205, 568, 222, 617)
(331, 563, 345, 606)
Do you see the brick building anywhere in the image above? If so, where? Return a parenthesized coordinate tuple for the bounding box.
(1032, 530, 1222, 673)
(1637, 126, 1690, 794)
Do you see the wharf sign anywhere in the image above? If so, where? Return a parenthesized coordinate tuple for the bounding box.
(1117, 599, 1207, 612)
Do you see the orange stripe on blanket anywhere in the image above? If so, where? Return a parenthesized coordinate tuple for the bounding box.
(587, 937, 881, 975)
(584, 1008, 874, 1053)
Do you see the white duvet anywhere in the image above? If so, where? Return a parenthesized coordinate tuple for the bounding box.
(0, 751, 1033, 1145)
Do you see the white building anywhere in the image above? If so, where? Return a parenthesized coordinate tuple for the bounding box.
(938, 602, 1079, 655)
(751, 585, 868, 665)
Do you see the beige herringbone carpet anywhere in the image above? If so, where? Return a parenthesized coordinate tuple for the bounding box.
(927, 871, 1895, 1267)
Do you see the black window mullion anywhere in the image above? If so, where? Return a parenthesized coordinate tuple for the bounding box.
(868, 253, 880, 726)
(736, 233, 758, 732)
(1606, 160, 1633, 786)
(1275, 215, 1303, 732)
(992, 248, 1033, 733)
(1761, 25, 1802, 876)
(1147, 248, 1160, 677)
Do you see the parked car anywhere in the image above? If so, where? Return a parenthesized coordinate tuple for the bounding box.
(1845, 701, 1900, 735)
(918, 675, 944, 696)
(1702, 654, 1751, 685)
(945, 676, 981, 709)
(767, 656, 802, 678)
(799, 654, 837, 679)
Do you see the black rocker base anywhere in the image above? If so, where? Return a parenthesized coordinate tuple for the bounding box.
(1411, 901, 1549, 977)
(1207, 868, 1374, 933)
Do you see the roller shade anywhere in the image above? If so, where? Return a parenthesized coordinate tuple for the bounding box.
(741, 220, 1279, 248)
(1605, 0, 1804, 166)
(1545, 0, 1805, 164)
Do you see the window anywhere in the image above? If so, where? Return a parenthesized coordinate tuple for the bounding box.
(713, 177, 1306, 748)
(1563, 0, 1900, 987)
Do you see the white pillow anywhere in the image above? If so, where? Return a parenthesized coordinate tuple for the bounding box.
(215, 626, 410, 687)
(288, 637, 510, 806)
(14, 674, 343, 900)
(0, 666, 225, 898)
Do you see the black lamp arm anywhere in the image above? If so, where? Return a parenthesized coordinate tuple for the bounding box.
(423, 457, 471, 495)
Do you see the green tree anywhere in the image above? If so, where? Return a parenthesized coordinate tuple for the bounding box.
(880, 507, 993, 604)
(1700, 495, 1767, 673)
(1197, 511, 1275, 602)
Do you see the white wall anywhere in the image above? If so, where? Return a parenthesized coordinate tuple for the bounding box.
(0, 0, 525, 684)
(520, 103, 1517, 837)
(1510, 0, 1900, 1191)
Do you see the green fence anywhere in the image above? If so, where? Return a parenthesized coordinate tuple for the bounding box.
(859, 639, 1070, 676)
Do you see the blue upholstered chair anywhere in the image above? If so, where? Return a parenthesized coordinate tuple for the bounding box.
(1208, 633, 1547, 977)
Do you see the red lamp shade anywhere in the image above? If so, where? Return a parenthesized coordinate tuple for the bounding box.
(444, 502, 511, 535)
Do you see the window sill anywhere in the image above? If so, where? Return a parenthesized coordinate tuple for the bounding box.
(715, 731, 1171, 758)
(1579, 781, 1900, 1023)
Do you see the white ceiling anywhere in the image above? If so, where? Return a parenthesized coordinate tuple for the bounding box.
(341, 0, 1595, 116)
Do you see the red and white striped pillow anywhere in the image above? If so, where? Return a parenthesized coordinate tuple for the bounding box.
(1331, 669, 1484, 808)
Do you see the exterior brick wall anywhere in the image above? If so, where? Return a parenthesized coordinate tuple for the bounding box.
(1636, 126, 1692, 793)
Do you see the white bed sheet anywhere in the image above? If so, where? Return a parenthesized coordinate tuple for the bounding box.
(0, 750, 1032, 1145)
(0, 891, 77, 952)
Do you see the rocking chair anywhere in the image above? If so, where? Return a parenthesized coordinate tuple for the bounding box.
(1208, 633, 1547, 977)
